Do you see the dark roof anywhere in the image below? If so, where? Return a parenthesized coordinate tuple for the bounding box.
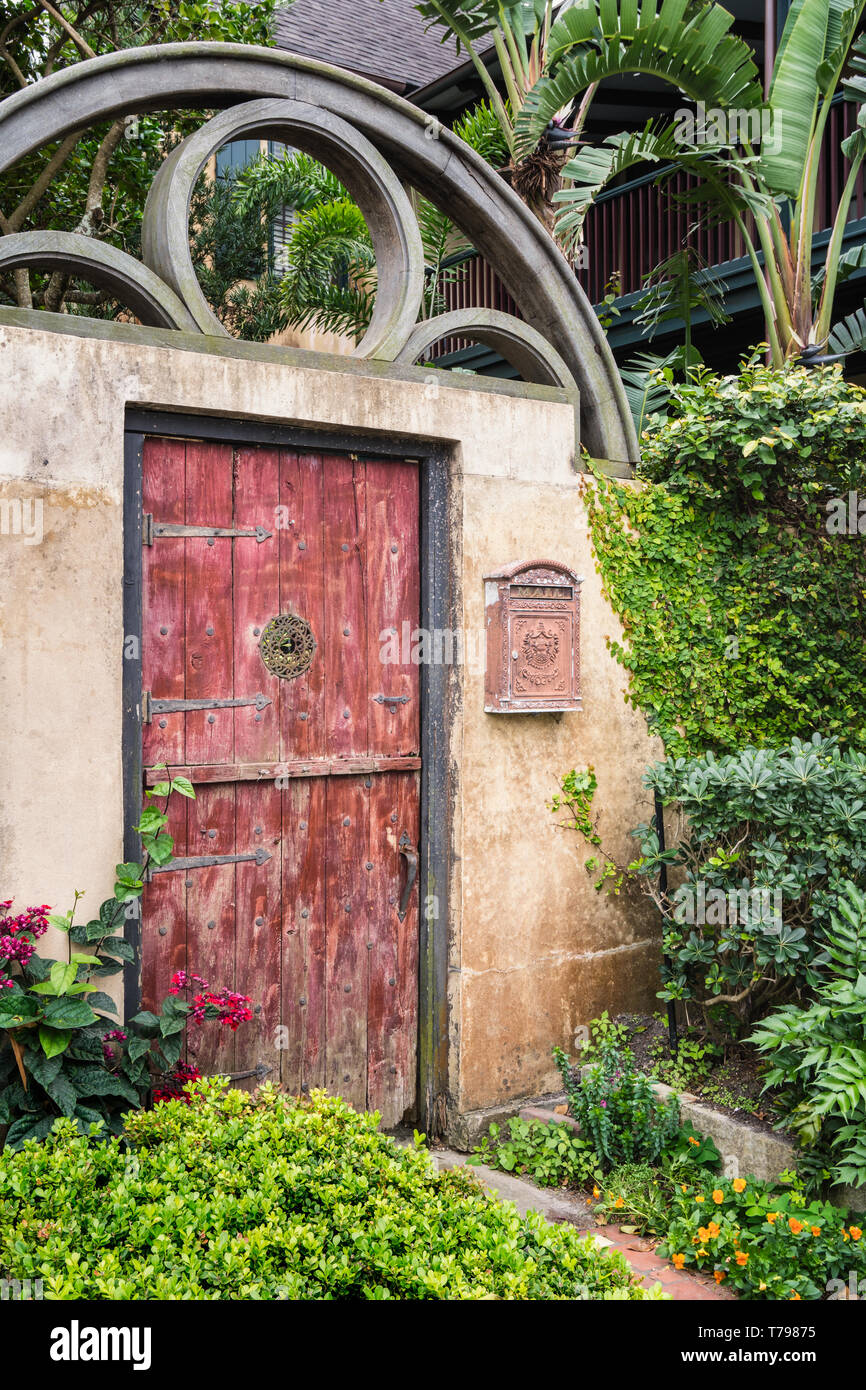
(274, 0, 462, 91)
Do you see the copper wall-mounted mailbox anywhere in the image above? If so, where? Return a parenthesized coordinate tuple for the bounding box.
(484, 560, 582, 713)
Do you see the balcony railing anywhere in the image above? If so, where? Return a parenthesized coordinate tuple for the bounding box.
(429, 97, 866, 359)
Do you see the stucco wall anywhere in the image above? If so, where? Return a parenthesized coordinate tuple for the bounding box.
(0, 316, 661, 1133)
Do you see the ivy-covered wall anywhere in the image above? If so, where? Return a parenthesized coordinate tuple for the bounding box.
(583, 360, 866, 757)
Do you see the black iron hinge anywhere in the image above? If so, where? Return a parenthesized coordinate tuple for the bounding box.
(146, 847, 272, 879)
(143, 513, 272, 545)
(143, 691, 271, 723)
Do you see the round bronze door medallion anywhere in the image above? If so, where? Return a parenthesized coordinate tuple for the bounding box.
(259, 612, 317, 680)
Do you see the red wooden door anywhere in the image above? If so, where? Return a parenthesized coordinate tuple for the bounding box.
(139, 436, 421, 1126)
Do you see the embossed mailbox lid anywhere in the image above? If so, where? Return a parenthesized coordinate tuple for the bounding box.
(484, 560, 583, 714)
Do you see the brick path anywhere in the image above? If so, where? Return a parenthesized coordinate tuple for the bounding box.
(595, 1223, 736, 1300)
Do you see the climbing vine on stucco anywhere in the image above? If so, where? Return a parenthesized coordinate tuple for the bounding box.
(582, 358, 866, 757)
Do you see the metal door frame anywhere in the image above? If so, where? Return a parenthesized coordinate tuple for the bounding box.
(122, 408, 454, 1135)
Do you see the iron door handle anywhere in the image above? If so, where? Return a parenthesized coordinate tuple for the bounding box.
(397, 830, 418, 921)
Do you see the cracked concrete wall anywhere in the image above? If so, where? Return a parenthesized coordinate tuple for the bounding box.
(0, 318, 661, 1129)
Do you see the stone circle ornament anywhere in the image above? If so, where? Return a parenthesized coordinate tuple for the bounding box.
(259, 613, 317, 681)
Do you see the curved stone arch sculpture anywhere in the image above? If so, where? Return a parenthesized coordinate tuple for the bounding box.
(0, 43, 638, 465)
(0, 230, 199, 332)
(395, 308, 579, 392)
(142, 99, 425, 361)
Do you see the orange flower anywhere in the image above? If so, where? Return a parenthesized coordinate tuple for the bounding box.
(732, 1178, 746, 1193)
(766, 1211, 778, 1224)
(790, 1292, 801, 1301)
(707, 1221, 721, 1238)
(592, 1186, 600, 1198)
(681, 1184, 689, 1194)
(695, 1194, 705, 1203)
(714, 1269, 727, 1283)
(810, 1227, 821, 1238)
(735, 1251, 749, 1266)
(698, 1227, 711, 1243)
(688, 1135, 700, 1146)
(696, 1248, 709, 1257)
(712, 1190, 725, 1205)
(850, 1227, 862, 1241)
(789, 1218, 804, 1235)
(614, 1196, 625, 1209)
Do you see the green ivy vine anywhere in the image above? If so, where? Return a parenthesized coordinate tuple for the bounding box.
(583, 358, 866, 757)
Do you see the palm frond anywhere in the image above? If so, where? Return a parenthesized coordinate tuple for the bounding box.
(763, 0, 833, 198)
(515, 0, 761, 158)
(552, 120, 687, 247)
(453, 99, 511, 168)
(619, 346, 695, 436)
(813, 240, 866, 296)
(828, 304, 866, 355)
(634, 249, 731, 336)
(412, 0, 546, 50)
(277, 199, 375, 342)
(232, 151, 347, 220)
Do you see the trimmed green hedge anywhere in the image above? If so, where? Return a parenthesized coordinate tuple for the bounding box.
(0, 1080, 662, 1300)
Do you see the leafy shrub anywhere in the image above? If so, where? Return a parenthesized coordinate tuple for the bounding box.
(583, 359, 866, 757)
(576, 1009, 631, 1061)
(0, 776, 252, 1147)
(750, 881, 866, 1191)
(553, 1044, 681, 1165)
(470, 1116, 603, 1189)
(592, 1125, 722, 1235)
(659, 1173, 866, 1300)
(632, 733, 866, 1032)
(0, 1081, 664, 1300)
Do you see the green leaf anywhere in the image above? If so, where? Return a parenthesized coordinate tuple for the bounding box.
(127, 1035, 153, 1063)
(0, 995, 42, 1027)
(87, 991, 120, 1016)
(127, 1010, 161, 1037)
(49, 960, 79, 996)
(69, 1065, 141, 1106)
(38, 1026, 71, 1059)
(3, 1114, 57, 1149)
(45, 1070, 78, 1116)
(143, 833, 175, 866)
(762, 0, 830, 198)
(136, 806, 168, 835)
(98, 936, 136, 964)
(169, 776, 196, 800)
(155, 1032, 184, 1070)
(42, 997, 99, 1029)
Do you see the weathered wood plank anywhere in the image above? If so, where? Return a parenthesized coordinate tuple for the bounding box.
(143, 756, 422, 786)
(325, 454, 368, 758)
(234, 445, 280, 764)
(234, 779, 281, 1089)
(279, 450, 326, 762)
(394, 769, 421, 1125)
(280, 776, 328, 1095)
(365, 459, 420, 758)
(365, 770, 401, 1123)
(324, 775, 369, 1110)
(140, 781, 188, 1013)
(183, 781, 236, 1077)
(184, 441, 234, 767)
(142, 436, 185, 769)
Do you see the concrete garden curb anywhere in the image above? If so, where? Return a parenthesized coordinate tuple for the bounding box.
(519, 1077, 863, 1212)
